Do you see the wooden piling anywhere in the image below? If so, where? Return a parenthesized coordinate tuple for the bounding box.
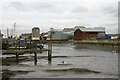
(48, 41, 52, 64)
(48, 50, 52, 63)
(16, 52, 19, 62)
(34, 52, 37, 65)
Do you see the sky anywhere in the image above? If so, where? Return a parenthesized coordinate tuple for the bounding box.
(0, 0, 119, 37)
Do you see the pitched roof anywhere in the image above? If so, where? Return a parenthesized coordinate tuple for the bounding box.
(62, 28, 75, 32)
(79, 27, 105, 32)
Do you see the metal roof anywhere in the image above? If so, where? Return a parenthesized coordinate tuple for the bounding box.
(79, 27, 105, 32)
(62, 28, 75, 32)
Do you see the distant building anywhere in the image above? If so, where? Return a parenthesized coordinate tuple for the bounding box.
(51, 33, 69, 41)
(62, 28, 75, 32)
(20, 33, 31, 39)
(47, 28, 69, 41)
(74, 27, 106, 40)
(74, 26, 85, 29)
(19, 33, 31, 46)
(32, 27, 40, 40)
(0, 30, 3, 49)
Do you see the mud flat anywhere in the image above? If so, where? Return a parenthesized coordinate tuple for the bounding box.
(2, 69, 34, 80)
(44, 68, 100, 74)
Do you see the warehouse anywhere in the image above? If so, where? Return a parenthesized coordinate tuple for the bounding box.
(47, 28, 69, 41)
(74, 27, 106, 40)
(51, 33, 69, 41)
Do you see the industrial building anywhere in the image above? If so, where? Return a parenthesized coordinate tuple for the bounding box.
(32, 27, 40, 40)
(51, 33, 69, 41)
(47, 28, 69, 41)
(62, 28, 75, 32)
(74, 27, 107, 40)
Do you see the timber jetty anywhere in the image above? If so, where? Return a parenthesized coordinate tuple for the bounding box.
(2, 43, 52, 65)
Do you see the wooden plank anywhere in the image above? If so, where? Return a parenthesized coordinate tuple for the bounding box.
(2, 49, 51, 54)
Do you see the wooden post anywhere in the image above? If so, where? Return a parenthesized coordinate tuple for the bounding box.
(15, 39, 19, 62)
(19, 39, 20, 50)
(39, 37, 42, 54)
(16, 52, 19, 62)
(34, 52, 37, 65)
(48, 41, 52, 64)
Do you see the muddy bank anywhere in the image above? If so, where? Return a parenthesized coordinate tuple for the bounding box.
(44, 68, 100, 74)
(2, 69, 34, 80)
(2, 55, 101, 66)
(74, 44, 119, 53)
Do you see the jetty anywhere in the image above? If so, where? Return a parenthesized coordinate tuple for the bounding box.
(2, 43, 52, 65)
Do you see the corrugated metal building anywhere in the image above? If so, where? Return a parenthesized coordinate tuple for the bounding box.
(52, 33, 69, 41)
(74, 27, 106, 40)
(47, 28, 69, 41)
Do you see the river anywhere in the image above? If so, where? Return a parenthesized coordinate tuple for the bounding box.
(1, 43, 118, 78)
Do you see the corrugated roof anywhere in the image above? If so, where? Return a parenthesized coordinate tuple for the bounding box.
(79, 27, 105, 32)
(62, 28, 75, 32)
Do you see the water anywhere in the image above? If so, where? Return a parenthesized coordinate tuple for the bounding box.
(2, 44, 118, 78)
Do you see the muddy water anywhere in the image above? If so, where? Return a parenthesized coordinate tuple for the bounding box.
(2, 44, 118, 78)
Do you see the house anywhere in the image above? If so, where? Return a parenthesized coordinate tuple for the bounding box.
(74, 27, 106, 40)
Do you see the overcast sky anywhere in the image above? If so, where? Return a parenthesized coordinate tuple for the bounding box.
(0, 0, 119, 37)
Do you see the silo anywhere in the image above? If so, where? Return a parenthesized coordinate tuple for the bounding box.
(32, 27, 40, 40)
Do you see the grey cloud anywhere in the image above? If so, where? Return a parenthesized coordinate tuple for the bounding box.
(103, 22, 118, 27)
(10, 2, 30, 11)
(102, 4, 118, 17)
(6, 2, 66, 14)
(71, 6, 88, 13)
(118, 2, 120, 17)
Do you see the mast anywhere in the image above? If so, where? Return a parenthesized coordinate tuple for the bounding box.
(7, 27, 9, 38)
(13, 22, 16, 38)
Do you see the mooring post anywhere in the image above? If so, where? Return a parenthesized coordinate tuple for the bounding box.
(48, 41, 52, 64)
(34, 52, 37, 65)
(39, 37, 42, 54)
(15, 39, 19, 62)
(16, 52, 19, 62)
